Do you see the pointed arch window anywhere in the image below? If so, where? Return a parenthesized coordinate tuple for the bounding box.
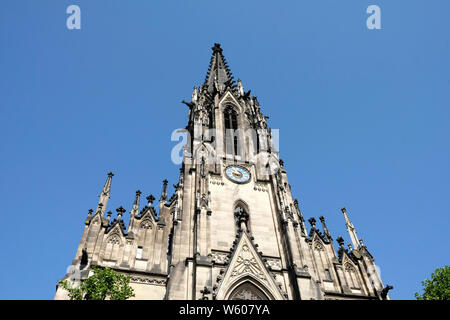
(224, 106, 238, 130)
(224, 106, 240, 157)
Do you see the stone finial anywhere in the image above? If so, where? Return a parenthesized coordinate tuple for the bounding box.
(146, 194, 155, 205)
(88, 209, 93, 216)
(96, 203, 103, 215)
(192, 86, 198, 103)
(107, 172, 114, 178)
(136, 190, 142, 196)
(341, 207, 346, 213)
(308, 217, 316, 228)
(160, 179, 168, 202)
(106, 211, 112, 222)
(319, 216, 331, 239)
(212, 43, 222, 54)
(348, 243, 353, 251)
(116, 206, 126, 219)
(359, 238, 365, 247)
(336, 236, 345, 248)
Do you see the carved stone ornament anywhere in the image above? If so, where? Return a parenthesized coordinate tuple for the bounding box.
(229, 283, 268, 300)
(314, 240, 324, 251)
(230, 244, 266, 281)
(107, 233, 121, 245)
(344, 262, 356, 273)
(211, 251, 230, 265)
(265, 258, 282, 271)
(140, 219, 152, 230)
(130, 276, 167, 286)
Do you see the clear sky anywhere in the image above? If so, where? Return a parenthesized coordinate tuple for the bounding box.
(0, 0, 449, 300)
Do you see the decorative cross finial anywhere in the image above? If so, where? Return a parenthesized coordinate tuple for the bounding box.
(341, 207, 347, 213)
(308, 217, 316, 228)
(88, 209, 93, 216)
(108, 172, 114, 178)
(136, 190, 142, 196)
(116, 206, 126, 219)
(212, 43, 222, 54)
(319, 216, 325, 222)
(146, 194, 155, 205)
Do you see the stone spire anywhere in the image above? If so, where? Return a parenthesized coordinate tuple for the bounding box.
(203, 43, 236, 94)
(341, 207, 360, 249)
(97, 172, 113, 215)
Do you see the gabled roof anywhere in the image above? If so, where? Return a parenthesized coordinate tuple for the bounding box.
(106, 217, 127, 235)
(213, 231, 286, 300)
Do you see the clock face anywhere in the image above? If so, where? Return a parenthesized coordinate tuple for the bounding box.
(225, 166, 250, 184)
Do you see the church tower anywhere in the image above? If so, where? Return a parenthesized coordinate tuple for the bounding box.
(55, 43, 391, 300)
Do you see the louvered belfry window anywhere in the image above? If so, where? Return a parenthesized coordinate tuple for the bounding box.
(224, 106, 239, 156)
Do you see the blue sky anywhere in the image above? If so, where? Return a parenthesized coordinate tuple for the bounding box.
(0, 0, 449, 299)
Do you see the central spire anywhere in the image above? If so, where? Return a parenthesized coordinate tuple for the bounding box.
(203, 43, 236, 94)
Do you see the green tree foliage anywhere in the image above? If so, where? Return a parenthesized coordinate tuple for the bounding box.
(415, 266, 450, 300)
(59, 266, 135, 300)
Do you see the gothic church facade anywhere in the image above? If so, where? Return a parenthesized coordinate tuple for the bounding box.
(55, 44, 391, 300)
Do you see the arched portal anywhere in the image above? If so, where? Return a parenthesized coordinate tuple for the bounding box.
(228, 282, 269, 300)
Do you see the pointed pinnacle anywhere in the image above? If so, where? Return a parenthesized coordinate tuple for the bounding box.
(308, 217, 316, 228)
(212, 43, 223, 53)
